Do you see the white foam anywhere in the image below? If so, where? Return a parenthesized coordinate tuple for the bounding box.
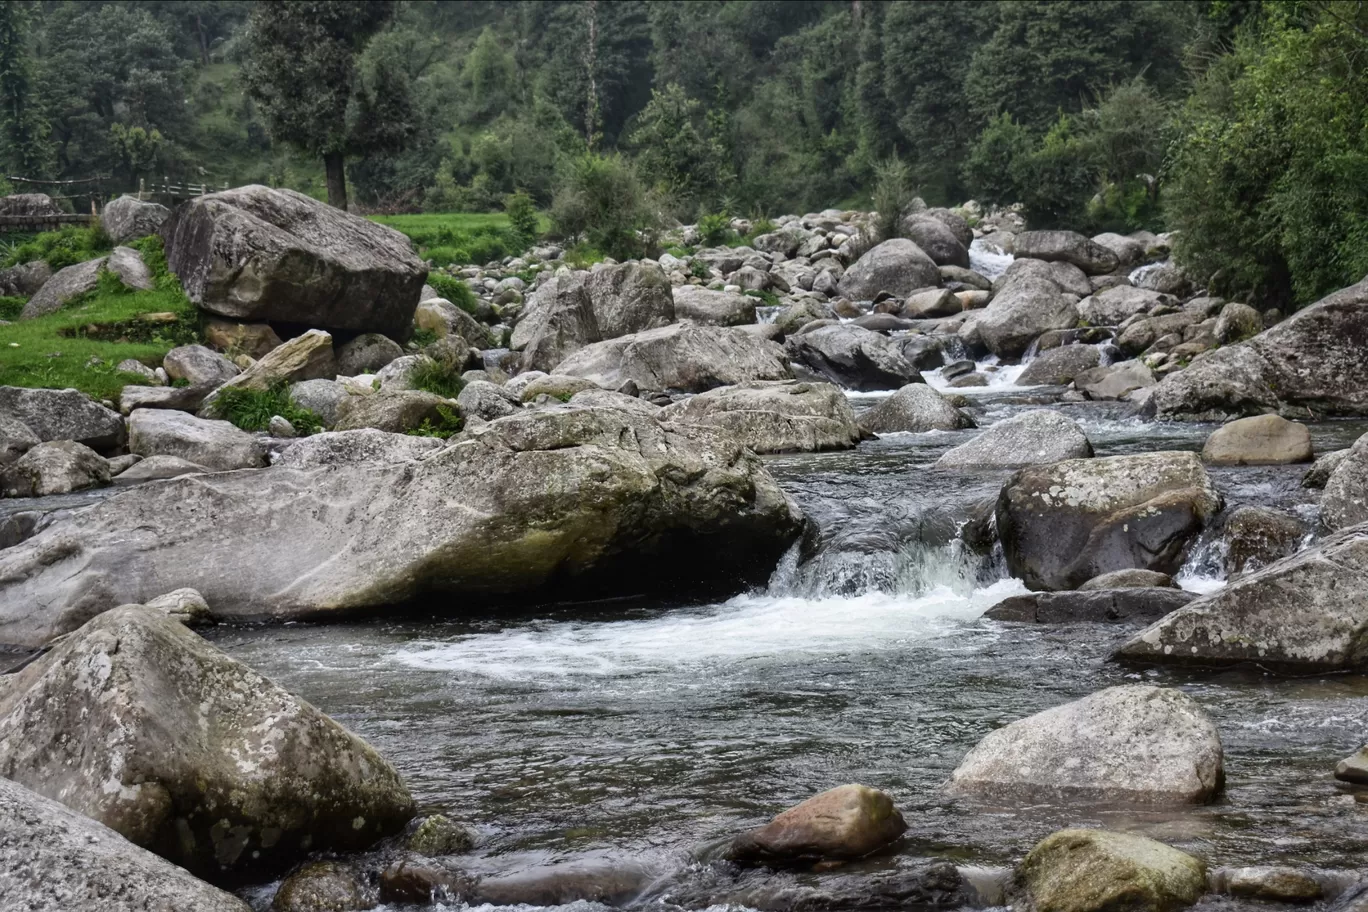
(969, 237, 1014, 280)
(922, 356, 1035, 392)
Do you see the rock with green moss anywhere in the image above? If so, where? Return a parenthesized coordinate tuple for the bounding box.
(519, 374, 599, 403)
(272, 861, 371, 912)
(729, 784, 906, 866)
(408, 814, 476, 856)
(0, 604, 415, 880)
(1015, 829, 1205, 912)
(334, 388, 455, 434)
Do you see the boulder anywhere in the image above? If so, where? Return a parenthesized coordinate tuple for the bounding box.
(1077, 286, 1168, 325)
(900, 287, 961, 319)
(0, 386, 125, 451)
(753, 226, 812, 257)
(858, 384, 975, 434)
(1014, 231, 1120, 275)
(102, 195, 171, 244)
(0, 413, 39, 465)
(200, 329, 337, 415)
(554, 323, 793, 395)
(1092, 232, 1148, 267)
(0, 776, 250, 912)
(1134, 262, 1188, 295)
(1200, 414, 1313, 466)
(772, 299, 837, 336)
(925, 207, 973, 247)
(510, 274, 598, 372)
(1148, 275, 1368, 420)
(1336, 748, 1368, 784)
(519, 374, 602, 403)
(335, 333, 404, 375)
(658, 380, 862, 453)
(0, 192, 60, 217)
(0, 407, 805, 647)
(19, 257, 106, 319)
(935, 410, 1092, 469)
(729, 784, 906, 866)
(289, 378, 350, 428)
(1322, 434, 1368, 531)
(983, 588, 1195, 623)
(1115, 522, 1368, 671)
(2, 440, 110, 497)
(407, 814, 476, 856)
(203, 318, 283, 358)
(996, 257, 1091, 297)
(784, 324, 920, 391)
(334, 389, 453, 434)
(457, 379, 521, 420)
(1015, 829, 1206, 912)
(113, 454, 212, 483)
(160, 185, 427, 340)
(117, 383, 213, 415)
(947, 685, 1223, 803)
(1303, 447, 1351, 489)
(0, 604, 414, 878)
(569, 388, 659, 415)
(0, 258, 52, 297)
(902, 215, 969, 268)
(275, 429, 444, 468)
(107, 245, 153, 291)
(583, 262, 674, 337)
(162, 343, 240, 388)
(128, 409, 267, 471)
(997, 451, 1221, 591)
(1218, 867, 1323, 903)
(1117, 313, 1198, 355)
(1074, 361, 1155, 400)
(413, 297, 496, 350)
(837, 239, 941, 300)
(273, 861, 369, 912)
(1221, 506, 1305, 576)
(1079, 569, 1179, 590)
(1017, 345, 1101, 386)
(673, 285, 757, 327)
(974, 276, 1078, 358)
(1214, 301, 1262, 344)
(940, 265, 991, 291)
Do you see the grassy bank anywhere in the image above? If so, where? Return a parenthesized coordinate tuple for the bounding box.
(371, 211, 546, 268)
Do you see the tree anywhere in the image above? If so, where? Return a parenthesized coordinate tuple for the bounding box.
(0, 2, 52, 179)
(242, 1, 416, 209)
(629, 83, 734, 213)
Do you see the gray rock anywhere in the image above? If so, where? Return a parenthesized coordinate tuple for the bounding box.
(413, 297, 496, 350)
(457, 379, 521, 420)
(995, 257, 1092, 297)
(947, 685, 1223, 803)
(0, 386, 125, 451)
(274, 428, 445, 468)
(1217, 866, 1323, 903)
(128, 409, 267, 471)
(1221, 505, 1304, 575)
(116, 358, 158, 382)
(673, 285, 757, 327)
(983, 588, 1195, 623)
(0, 414, 39, 465)
(19, 257, 106, 318)
(584, 262, 675, 337)
(113, 454, 212, 483)
(939, 265, 991, 291)
(372, 353, 427, 390)
(510, 274, 599, 372)
(784, 324, 920, 391)
(200, 329, 337, 415)
(936, 410, 1092, 469)
(902, 215, 969, 268)
(1079, 569, 1179, 590)
(160, 185, 427, 339)
(1337, 748, 1368, 785)
(1014, 230, 1120, 276)
(753, 226, 813, 258)
(1201, 414, 1313, 466)
(1078, 285, 1169, 325)
(288, 379, 350, 428)
(117, 383, 211, 414)
(728, 784, 906, 866)
(858, 384, 975, 434)
(273, 861, 369, 912)
(772, 299, 837, 336)
(1016, 829, 1206, 912)
(974, 276, 1078, 359)
(334, 388, 453, 434)
(1115, 522, 1368, 671)
(0, 407, 805, 647)
(1, 440, 110, 497)
(101, 195, 171, 244)
(658, 380, 862, 453)
(900, 287, 960, 318)
(0, 604, 414, 878)
(0, 192, 60, 217)
(1075, 360, 1155, 400)
(0, 776, 250, 912)
(554, 323, 793, 395)
(267, 415, 296, 437)
(568, 388, 660, 414)
(838, 239, 941, 300)
(1091, 232, 1148, 267)
(106, 453, 142, 475)
(203, 318, 283, 358)
(1322, 434, 1368, 532)
(997, 451, 1222, 591)
(0, 259, 52, 298)
(335, 333, 404, 375)
(162, 343, 240, 388)
(107, 245, 153, 291)
(1134, 262, 1189, 295)
(518, 374, 599, 402)
(1304, 447, 1351, 489)
(1017, 345, 1101, 386)
(1117, 312, 1198, 355)
(1214, 302, 1263, 344)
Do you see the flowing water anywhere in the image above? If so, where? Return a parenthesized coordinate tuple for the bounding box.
(206, 388, 1368, 908)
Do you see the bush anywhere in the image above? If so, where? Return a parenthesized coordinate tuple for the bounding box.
(550, 153, 663, 261)
(505, 191, 539, 245)
(408, 403, 464, 439)
(212, 383, 324, 435)
(697, 211, 732, 247)
(870, 155, 915, 242)
(3, 224, 112, 269)
(425, 272, 480, 316)
(408, 357, 466, 398)
(0, 296, 24, 320)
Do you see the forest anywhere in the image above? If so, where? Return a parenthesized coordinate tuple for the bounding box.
(0, 0, 1366, 309)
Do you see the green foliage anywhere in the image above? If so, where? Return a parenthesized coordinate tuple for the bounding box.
(424, 272, 479, 316)
(3, 225, 113, 270)
(504, 191, 539, 244)
(743, 288, 781, 307)
(0, 295, 23, 320)
(213, 383, 324, 435)
(550, 153, 662, 260)
(697, 212, 733, 247)
(407, 404, 463, 439)
(689, 258, 711, 280)
(407, 356, 465, 399)
(629, 83, 735, 214)
(871, 155, 915, 242)
(372, 211, 534, 268)
(0, 3, 53, 178)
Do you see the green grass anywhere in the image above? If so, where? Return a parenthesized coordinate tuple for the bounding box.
(407, 404, 464, 439)
(371, 211, 548, 268)
(3, 224, 113, 269)
(425, 273, 480, 316)
(212, 383, 324, 435)
(408, 357, 466, 399)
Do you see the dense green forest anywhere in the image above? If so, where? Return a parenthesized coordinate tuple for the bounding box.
(1, 0, 1366, 308)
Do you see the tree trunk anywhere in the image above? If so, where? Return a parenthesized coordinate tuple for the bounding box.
(196, 14, 209, 66)
(324, 152, 347, 211)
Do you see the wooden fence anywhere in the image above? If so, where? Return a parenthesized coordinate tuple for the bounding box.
(0, 175, 231, 233)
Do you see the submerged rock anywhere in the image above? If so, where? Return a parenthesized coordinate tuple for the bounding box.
(272, 861, 370, 912)
(984, 588, 1194, 623)
(1015, 829, 1206, 912)
(858, 384, 975, 434)
(1200, 414, 1313, 466)
(1217, 866, 1323, 903)
(728, 784, 907, 866)
(947, 685, 1223, 804)
(658, 380, 862, 453)
(935, 410, 1092, 469)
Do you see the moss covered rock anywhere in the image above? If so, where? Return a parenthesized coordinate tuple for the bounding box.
(1017, 829, 1205, 912)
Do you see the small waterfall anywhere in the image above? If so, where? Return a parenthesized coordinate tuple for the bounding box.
(1174, 530, 1229, 594)
(765, 538, 1002, 602)
(1129, 260, 1170, 286)
(969, 237, 1014, 280)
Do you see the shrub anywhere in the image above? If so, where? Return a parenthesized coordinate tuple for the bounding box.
(408, 404, 464, 439)
(408, 357, 466, 398)
(213, 383, 324, 435)
(0, 296, 24, 320)
(3, 224, 113, 269)
(505, 190, 539, 245)
(425, 273, 479, 316)
(697, 211, 733, 247)
(871, 155, 915, 242)
(550, 153, 663, 260)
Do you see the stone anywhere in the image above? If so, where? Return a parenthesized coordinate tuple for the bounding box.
(200, 329, 337, 415)
(1075, 360, 1155, 400)
(457, 379, 521, 420)
(474, 862, 653, 908)
(0, 407, 804, 646)
(857, 384, 975, 434)
(772, 299, 837, 336)
(117, 384, 210, 414)
(729, 784, 906, 866)
(268, 415, 296, 437)
(0, 414, 39, 465)
(1013, 230, 1120, 275)
(1015, 829, 1206, 912)
(408, 814, 476, 856)
(1079, 569, 1179, 590)
(1219, 867, 1322, 903)
(274, 429, 444, 468)
(784, 324, 920, 391)
(0, 192, 60, 217)
(0, 605, 414, 878)
(1336, 748, 1368, 784)
(948, 686, 1223, 804)
(128, 409, 267, 471)
(0, 387, 125, 452)
(1114, 523, 1368, 671)
(335, 333, 404, 375)
(1214, 302, 1262, 344)
(658, 380, 862, 453)
(974, 276, 1078, 359)
(0, 258, 52, 297)
(1, 440, 110, 498)
(1322, 434, 1368, 531)
(510, 275, 598, 372)
(0, 776, 250, 912)
(853, 313, 916, 332)
(936, 410, 1092, 469)
(1201, 414, 1313, 465)
(519, 374, 599, 403)
(583, 262, 675, 337)
(896, 335, 947, 371)
(1134, 262, 1189, 295)
(673, 285, 757, 327)
(1117, 313, 1198, 355)
(334, 389, 453, 434)
(997, 452, 1222, 591)
(117, 358, 158, 382)
(113, 454, 212, 483)
(569, 388, 659, 414)
(160, 185, 427, 340)
(19, 257, 105, 319)
(900, 287, 960, 318)
(203, 318, 283, 358)
(162, 343, 240, 388)
(1017, 345, 1101, 386)
(902, 215, 969, 268)
(554, 323, 793, 395)
(983, 588, 1195, 623)
(413, 298, 496, 350)
(940, 265, 991, 291)
(107, 245, 153, 291)
(106, 453, 141, 475)
(1078, 286, 1169, 325)
(1092, 232, 1149, 267)
(289, 379, 350, 428)
(837, 239, 941, 300)
(101, 195, 171, 244)
(1303, 448, 1350, 489)
(996, 258, 1092, 298)
(379, 857, 468, 905)
(272, 862, 370, 912)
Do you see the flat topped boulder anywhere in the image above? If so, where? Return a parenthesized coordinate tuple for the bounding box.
(1014, 230, 1120, 275)
(728, 784, 907, 866)
(160, 184, 427, 340)
(936, 410, 1092, 469)
(658, 380, 862, 453)
(947, 685, 1223, 804)
(1201, 414, 1313, 466)
(553, 323, 793, 394)
(0, 386, 125, 452)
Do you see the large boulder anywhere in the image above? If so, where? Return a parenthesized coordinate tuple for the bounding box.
(728, 785, 906, 866)
(858, 384, 975, 434)
(1077, 285, 1168, 325)
(553, 323, 793, 394)
(947, 685, 1223, 804)
(162, 343, 240, 388)
(1148, 275, 1368, 420)
(0, 407, 805, 647)
(658, 380, 862, 453)
(1115, 522, 1368, 671)
(0, 413, 39, 464)
(583, 262, 674, 337)
(1322, 434, 1368, 532)
(1013, 230, 1120, 275)
(510, 274, 599, 373)
(974, 276, 1078, 358)
(0, 258, 52, 297)
(0, 192, 60, 217)
(997, 451, 1222, 591)
(673, 285, 757, 327)
(902, 215, 969, 268)
(1200, 414, 1313, 466)
(837, 239, 941, 300)
(935, 410, 1092, 469)
(102, 194, 171, 244)
(19, 257, 104, 319)
(335, 333, 404, 375)
(128, 408, 267, 471)
(785, 324, 920, 391)
(1074, 361, 1155, 400)
(0, 386, 125, 452)
(200, 329, 337, 415)
(1, 440, 110, 497)
(334, 388, 453, 434)
(1015, 829, 1206, 912)
(0, 604, 414, 879)
(1017, 345, 1101, 386)
(274, 428, 445, 468)
(995, 257, 1091, 298)
(0, 776, 250, 912)
(413, 296, 496, 350)
(160, 185, 427, 340)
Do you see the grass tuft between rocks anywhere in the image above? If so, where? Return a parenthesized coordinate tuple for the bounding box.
(213, 383, 325, 435)
(407, 403, 464, 439)
(408, 357, 466, 399)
